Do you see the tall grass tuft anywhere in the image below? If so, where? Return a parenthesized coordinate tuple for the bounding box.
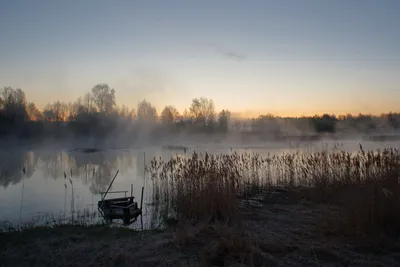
(148, 152, 241, 223)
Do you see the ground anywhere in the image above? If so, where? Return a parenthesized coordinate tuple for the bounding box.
(1, 191, 400, 267)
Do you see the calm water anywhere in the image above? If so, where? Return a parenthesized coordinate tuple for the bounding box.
(0, 140, 398, 229)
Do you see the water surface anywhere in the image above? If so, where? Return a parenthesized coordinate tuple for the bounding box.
(1, 140, 398, 228)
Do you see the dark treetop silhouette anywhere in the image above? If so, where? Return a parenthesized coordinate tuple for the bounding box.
(1, 85, 400, 141)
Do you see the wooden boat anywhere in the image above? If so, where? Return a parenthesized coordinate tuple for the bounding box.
(98, 195, 142, 225)
(96, 170, 144, 225)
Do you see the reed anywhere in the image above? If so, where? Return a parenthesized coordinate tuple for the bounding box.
(147, 145, 400, 237)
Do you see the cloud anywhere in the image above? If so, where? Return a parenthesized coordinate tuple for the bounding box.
(207, 43, 246, 61)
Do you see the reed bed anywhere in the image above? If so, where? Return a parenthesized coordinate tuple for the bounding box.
(147, 145, 400, 237)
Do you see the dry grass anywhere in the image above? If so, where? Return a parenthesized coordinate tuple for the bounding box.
(0, 209, 101, 233)
(147, 145, 400, 238)
(171, 222, 272, 267)
(4, 145, 400, 266)
(3, 189, 400, 266)
(148, 152, 241, 223)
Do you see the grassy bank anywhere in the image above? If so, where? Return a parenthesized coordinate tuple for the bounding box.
(0, 225, 176, 267)
(2, 192, 400, 266)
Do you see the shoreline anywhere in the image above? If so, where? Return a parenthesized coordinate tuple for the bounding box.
(2, 189, 399, 267)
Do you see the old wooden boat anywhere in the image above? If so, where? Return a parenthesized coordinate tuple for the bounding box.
(97, 170, 144, 225)
(98, 195, 142, 225)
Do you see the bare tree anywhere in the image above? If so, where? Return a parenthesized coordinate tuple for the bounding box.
(137, 100, 157, 123)
(91, 84, 116, 114)
(43, 101, 68, 122)
(128, 108, 137, 120)
(189, 97, 216, 126)
(26, 103, 42, 121)
(67, 102, 79, 121)
(252, 114, 281, 135)
(218, 109, 231, 132)
(82, 93, 96, 113)
(161, 105, 180, 125)
(115, 105, 136, 121)
(0, 87, 28, 122)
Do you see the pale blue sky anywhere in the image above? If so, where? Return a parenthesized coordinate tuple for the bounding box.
(1, 0, 399, 116)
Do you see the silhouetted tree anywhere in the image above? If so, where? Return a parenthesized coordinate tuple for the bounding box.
(26, 102, 42, 121)
(91, 84, 116, 114)
(117, 105, 129, 118)
(190, 97, 216, 128)
(3, 83, 400, 140)
(218, 109, 231, 132)
(385, 113, 400, 130)
(80, 93, 96, 113)
(310, 114, 337, 133)
(0, 87, 28, 122)
(252, 114, 281, 135)
(161, 105, 180, 125)
(43, 101, 68, 123)
(137, 100, 157, 123)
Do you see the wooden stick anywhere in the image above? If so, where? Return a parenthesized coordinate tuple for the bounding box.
(101, 170, 120, 201)
(143, 151, 146, 187)
(140, 186, 144, 211)
(140, 151, 145, 211)
(99, 190, 128, 195)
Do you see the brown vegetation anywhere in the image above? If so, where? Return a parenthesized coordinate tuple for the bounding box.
(148, 145, 400, 238)
(144, 146, 400, 265)
(2, 146, 400, 266)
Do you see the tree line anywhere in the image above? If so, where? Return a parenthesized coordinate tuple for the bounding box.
(1, 84, 400, 140)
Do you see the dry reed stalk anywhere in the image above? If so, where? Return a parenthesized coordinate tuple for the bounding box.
(147, 147, 400, 237)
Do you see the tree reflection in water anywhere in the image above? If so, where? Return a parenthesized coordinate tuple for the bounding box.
(0, 150, 38, 188)
(0, 149, 142, 194)
(0, 147, 188, 227)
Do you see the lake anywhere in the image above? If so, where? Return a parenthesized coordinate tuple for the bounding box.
(1, 139, 399, 229)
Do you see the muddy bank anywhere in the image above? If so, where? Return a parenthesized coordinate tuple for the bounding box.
(1, 192, 400, 267)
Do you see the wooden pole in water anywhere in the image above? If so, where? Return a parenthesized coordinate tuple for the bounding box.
(64, 172, 67, 221)
(140, 152, 145, 212)
(140, 186, 144, 211)
(143, 152, 145, 186)
(71, 182, 74, 224)
(101, 170, 120, 201)
(131, 184, 133, 197)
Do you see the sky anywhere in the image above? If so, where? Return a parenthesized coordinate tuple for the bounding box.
(0, 0, 399, 117)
